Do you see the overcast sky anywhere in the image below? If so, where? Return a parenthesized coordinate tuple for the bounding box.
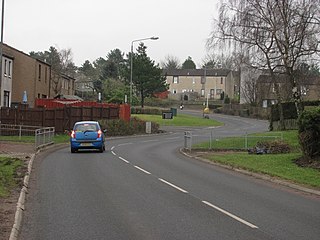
(3, 0, 219, 67)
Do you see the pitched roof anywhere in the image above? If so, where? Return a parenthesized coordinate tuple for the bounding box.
(257, 74, 320, 85)
(163, 68, 231, 77)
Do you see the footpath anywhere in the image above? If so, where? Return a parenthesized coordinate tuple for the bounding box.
(0, 142, 35, 240)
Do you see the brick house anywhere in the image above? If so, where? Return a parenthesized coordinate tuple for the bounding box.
(163, 69, 239, 101)
(0, 44, 76, 108)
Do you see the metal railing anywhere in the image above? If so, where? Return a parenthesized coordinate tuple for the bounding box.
(0, 124, 55, 149)
(35, 127, 55, 150)
(184, 129, 283, 151)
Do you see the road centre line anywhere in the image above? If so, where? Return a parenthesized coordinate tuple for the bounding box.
(134, 166, 152, 175)
(158, 178, 188, 193)
(111, 151, 116, 156)
(202, 201, 259, 229)
(118, 156, 129, 163)
(111, 146, 115, 151)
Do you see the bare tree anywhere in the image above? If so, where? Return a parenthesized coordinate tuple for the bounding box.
(209, 0, 320, 127)
(160, 55, 181, 70)
(51, 48, 76, 96)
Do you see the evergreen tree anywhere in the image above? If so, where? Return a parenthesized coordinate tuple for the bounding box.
(132, 43, 168, 107)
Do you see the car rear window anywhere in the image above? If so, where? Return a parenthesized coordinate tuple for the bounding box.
(74, 123, 98, 132)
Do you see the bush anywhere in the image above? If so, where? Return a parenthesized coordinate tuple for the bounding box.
(298, 107, 320, 159)
(98, 117, 160, 136)
(131, 106, 169, 115)
(256, 140, 291, 154)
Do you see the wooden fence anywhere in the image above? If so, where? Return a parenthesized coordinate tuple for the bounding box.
(0, 105, 120, 133)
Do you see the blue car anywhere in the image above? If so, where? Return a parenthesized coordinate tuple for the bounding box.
(70, 121, 106, 153)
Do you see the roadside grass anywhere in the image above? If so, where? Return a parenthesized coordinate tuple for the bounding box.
(193, 130, 320, 188)
(0, 157, 23, 197)
(194, 130, 300, 151)
(0, 135, 35, 143)
(132, 114, 223, 127)
(204, 152, 320, 188)
(53, 133, 70, 144)
(0, 133, 70, 144)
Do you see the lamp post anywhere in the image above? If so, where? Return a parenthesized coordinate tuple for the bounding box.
(0, 0, 5, 107)
(130, 36, 159, 107)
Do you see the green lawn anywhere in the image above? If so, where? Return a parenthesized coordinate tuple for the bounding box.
(194, 130, 320, 188)
(0, 157, 23, 197)
(132, 114, 223, 127)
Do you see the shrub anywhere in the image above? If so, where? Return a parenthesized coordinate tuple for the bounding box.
(131, 107, 169, 115)
(298, 107, 320, 159)
(98, 117, 160, 136)
(256, 140, 291, 154)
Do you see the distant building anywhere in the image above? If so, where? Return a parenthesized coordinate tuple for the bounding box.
(163, 69, 239, 101)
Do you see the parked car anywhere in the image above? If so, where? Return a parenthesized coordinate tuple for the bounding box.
(70, 121, 106, 153)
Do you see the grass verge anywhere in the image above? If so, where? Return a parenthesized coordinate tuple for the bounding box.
(203, 152, 320, 188)
(132, 114, 223, 127)
(0, 157, 23, 197)
(194, 130, 300, 150)
(193, 130, 320, 188)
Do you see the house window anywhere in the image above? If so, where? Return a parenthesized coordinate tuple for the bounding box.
(8, 61, 12, 77)
(172, 89, 177, 94)
(201, 89, 205, 97)
(300, 85, 307, 95)
(221, 77, 223, 84)
(173, 76, 179, 84)
(45, 67, 48, 83)
(4, 59, 7, 75)
(210, 89, 215, 98)
(272, 83, 280, 93)
(216, 89, 223, 95)
(3, 91, 10, 107)
(38, 64, 41, 80)
(42, 94, 47, 98)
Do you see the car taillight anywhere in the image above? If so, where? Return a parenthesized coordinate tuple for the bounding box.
(71, 130, 75, 139)
(97, 129, 102, 138)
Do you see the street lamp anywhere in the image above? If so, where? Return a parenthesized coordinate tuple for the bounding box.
(0, 0, 5, 107)
(130, 36, 159, 106)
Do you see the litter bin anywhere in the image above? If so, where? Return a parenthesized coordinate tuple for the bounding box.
(162, 111, 173, 119)
(170, 108, 177, 116)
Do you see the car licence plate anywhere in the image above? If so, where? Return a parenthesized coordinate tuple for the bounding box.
(81, 143, 92, 147)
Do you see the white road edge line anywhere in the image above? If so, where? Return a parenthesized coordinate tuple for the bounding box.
(119, 156, 129, 163)
(134, 166, 151, 175)
(202, 201, 259, 229)
(158, 178, 188, 193)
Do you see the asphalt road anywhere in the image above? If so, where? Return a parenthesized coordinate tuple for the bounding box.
(20, 111, 320, 240)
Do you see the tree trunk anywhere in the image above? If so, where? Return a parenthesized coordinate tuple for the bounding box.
(140, 90, 144, 108)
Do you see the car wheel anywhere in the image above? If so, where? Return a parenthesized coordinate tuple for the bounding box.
(71, 148, 76, 153)
(98, 146, 103, 153)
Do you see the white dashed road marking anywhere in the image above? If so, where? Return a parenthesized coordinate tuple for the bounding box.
(134, 166, 152, 175)
(158, 178, 188, 193)
(202, 201, 259, 229)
